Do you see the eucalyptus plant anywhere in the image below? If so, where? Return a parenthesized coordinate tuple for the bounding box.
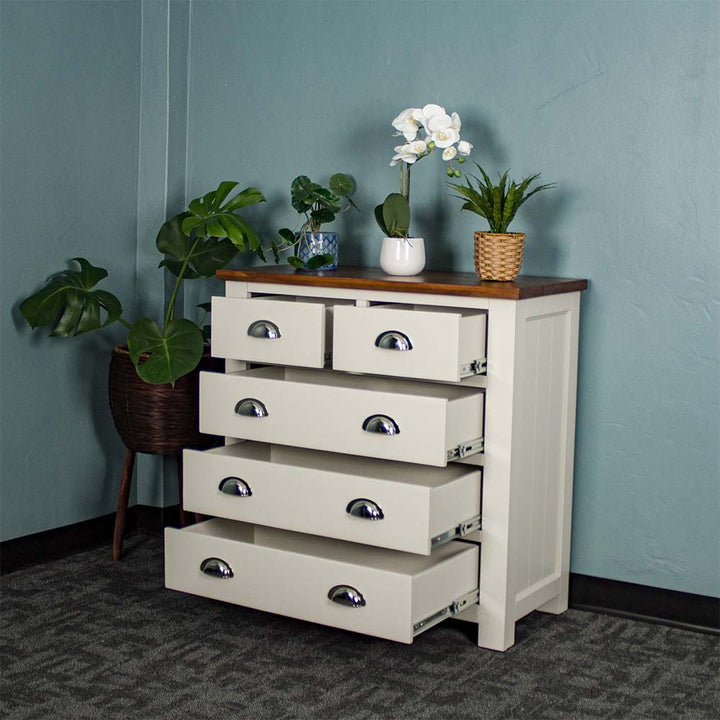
(450, 164, 555, 233)
(19, 181, 266, 386)
(276, 173, 357, 269)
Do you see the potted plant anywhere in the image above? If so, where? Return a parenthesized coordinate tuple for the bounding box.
(18, 181, 267, 557)
(375, 103, 473, 276)
(276, 173, 357, 271)
(450, 164, 555, 281)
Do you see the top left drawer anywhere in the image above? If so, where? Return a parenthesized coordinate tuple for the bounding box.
(211, 296, 332, 368)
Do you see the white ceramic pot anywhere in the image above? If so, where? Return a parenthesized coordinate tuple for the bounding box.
(379, 237, 425, 276)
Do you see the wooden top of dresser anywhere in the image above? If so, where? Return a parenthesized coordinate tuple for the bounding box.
(217, 266, 588, 300)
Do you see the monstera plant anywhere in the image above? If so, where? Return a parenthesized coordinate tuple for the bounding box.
(19, 181, 266, 386)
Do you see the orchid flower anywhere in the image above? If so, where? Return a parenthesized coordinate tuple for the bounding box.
(387, 104, 472, 199)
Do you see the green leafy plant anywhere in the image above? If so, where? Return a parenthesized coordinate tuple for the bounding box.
(277, 173, 357, 270)
(450, 164, 555, 233)
(374, 192, 411, 238)
(19, 181, 266, 386)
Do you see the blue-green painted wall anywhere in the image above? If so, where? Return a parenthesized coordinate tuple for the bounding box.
(1, 1, 142, 538)
(183, 0, 719, 598)
(1, 0, 718, 599)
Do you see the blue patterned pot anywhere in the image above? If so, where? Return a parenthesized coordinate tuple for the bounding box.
(296, 231, 338, 271)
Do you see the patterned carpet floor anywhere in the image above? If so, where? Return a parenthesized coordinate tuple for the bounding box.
(1, 532, 718, 720)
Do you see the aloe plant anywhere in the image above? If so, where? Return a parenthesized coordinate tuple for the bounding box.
(374, 193, 411, 238)
(277, 173, 357, 270)
(19, 181, 266, 386)
(450, 164, 555, 233)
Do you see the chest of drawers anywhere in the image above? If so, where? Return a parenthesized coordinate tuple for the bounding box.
(164, 267, 587, 651)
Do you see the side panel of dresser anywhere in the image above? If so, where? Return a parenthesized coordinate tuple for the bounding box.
(467, 291, 580, 651)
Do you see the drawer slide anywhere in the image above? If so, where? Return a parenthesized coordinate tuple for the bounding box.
(430, 514, 482, 549)
(446, 437, 484, 462)
(413, 588, 480, 636)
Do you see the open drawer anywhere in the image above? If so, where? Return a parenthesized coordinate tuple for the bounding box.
(183, 442, 481, 555)
(165, 519, 479, 644)
(199, 367, 484, 467)
(211, 295, 345, 368)
(333, 304, 486, 382)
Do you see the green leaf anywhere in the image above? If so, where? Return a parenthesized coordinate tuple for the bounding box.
(191, 238, 238, 276)
(312, 187, 342, 213)
(278, 228, 297, 245)
(127, 317, 204, 386)
(210, 181, 239, 211)
(180, 215, 204, 235)
(290, 176, 317, 212)
(328, 173, 354, 198)
(19, 258, 123, 337)
(381, 193, 410, 237)
(374, 203, 389, 236)
(270, 241, 281, 264)
(157, 213, 192, 259)
(287, 256, 304, 269)
(227, 214, 261, 252)
(221, 186, 265, 212)
(306, 253, 334, 270)
(310, 207, 335, 226)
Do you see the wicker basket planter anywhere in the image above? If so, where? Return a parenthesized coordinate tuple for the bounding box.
(473, 231, 526, 281)
(108, 345, 219, 455)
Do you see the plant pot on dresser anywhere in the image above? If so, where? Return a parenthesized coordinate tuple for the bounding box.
(164, 266, 588, 650)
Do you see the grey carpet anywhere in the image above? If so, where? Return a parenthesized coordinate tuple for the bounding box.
(1, 533, 718, 720)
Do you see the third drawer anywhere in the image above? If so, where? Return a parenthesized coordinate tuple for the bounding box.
(183, 442, 482, 555)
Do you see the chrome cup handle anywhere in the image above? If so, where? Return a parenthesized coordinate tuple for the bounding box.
(247, 320, 281, 339)
(200, 557, 234, 579)
(346, 498, 384, 520)
(234, 398, 268, 418)
(362, 414, 400, 435)
(218, 477, 252, 497)
(328, 585, 366, 608)
(375, 330, 413, 351)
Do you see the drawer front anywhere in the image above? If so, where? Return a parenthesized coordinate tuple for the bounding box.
(183, 443, 481, 555)
(211, 296, 327, 367)
(165, 519, 479, 643)
(333, 304, 486, 382)
(199, 368, 484, 466)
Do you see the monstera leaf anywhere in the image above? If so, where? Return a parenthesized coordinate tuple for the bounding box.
(127, 317, 204, 386)
(156, 213, 238, 278)
(19, 257, 122, 336)
(178, 181, 265, 253)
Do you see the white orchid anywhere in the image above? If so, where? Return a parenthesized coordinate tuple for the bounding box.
(392, 108, 421, 142)
(431, 126, 460, 148)
(457, 140, 473, 156)
(390, 139, 427, 166)
(386, 103, 473, 199)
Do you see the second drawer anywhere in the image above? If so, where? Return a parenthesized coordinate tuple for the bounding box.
(183, 442, 481, 555)
(199, 367, 485, 467)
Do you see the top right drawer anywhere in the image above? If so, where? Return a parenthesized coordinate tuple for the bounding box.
(332, 304, 487, 383)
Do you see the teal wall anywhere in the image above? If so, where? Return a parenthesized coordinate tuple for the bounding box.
(1, 1, 142, 538)
(1, 1, 718, 599)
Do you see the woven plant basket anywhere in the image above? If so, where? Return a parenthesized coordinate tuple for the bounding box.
(473, 231, 526, 281)
(108, 345, 220, 455)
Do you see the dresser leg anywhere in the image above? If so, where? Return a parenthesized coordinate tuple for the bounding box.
(112, 448, 136, 562)
(176, 453, 188, 528)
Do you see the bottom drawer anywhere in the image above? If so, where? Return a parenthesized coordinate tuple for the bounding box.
(165, 519, 479, 644)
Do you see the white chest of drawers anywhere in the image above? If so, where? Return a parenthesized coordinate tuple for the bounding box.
(164, 267, 587, 651)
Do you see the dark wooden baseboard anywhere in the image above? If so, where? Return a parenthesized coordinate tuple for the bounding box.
(3, 509, 718, 635)
(569, 573, 719, 634)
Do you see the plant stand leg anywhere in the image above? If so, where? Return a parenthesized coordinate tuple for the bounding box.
(176, 452, 188, 528)
(112, 448, 136, 562)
